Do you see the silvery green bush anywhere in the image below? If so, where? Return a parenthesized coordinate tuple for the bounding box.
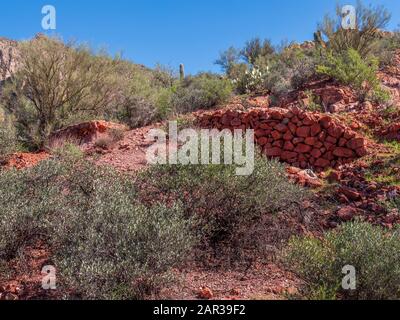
(0, 111, 18, 156)
(137, 153, 308, 265)
(0, 160, 193, 299)
(0, 160, 64, 259)
(284, 221, 400, 300)
(171, 73, 233, 114)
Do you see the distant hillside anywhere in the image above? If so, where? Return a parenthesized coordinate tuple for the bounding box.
(0, 37, 19, 82)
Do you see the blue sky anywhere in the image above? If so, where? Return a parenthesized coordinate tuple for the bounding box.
(1, 0, 400, 74)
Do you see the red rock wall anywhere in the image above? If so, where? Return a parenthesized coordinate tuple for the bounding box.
(198, 107, 368, 171)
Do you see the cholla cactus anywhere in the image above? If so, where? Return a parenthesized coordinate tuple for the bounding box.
(179, 63, 185, 81)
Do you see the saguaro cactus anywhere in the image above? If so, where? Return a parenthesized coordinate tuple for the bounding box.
(179, 63, 185, 81)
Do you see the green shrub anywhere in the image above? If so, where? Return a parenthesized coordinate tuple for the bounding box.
(93, 128, 125, 150)
(0, 161, 65, 260)
(316, 48, 389, 102)
(50, 163, 192, 299)
(136, 153, 308, 265)
(226, 63, 249, 88)
(371, 86, 391, 105)
(262, 46, 319, 96)
(215, 47, 242, 76)
(54, 202, 190, 300)
(115, 72, 232, 125)
(155, 87, 174, 120)
(108, 128, 125, 142)
(152, 64, 175, 88)
(301, 90, 324, 112)
(217, 39, 320, 96)
(284, 221, 400, 300)
(51, 142, 84, 162)
(373, 34, 400, 67)
(380, 194, 400, 212)
(215, 38, 274, 76)
(315, 2, 391, 58)
(171, 73, 233, 114)
(111, 62, 172, 128)
(316, 49, 378, 89)
(240, 38, 275, 65)
(0, 109, 18, 156)
(0, 160, 193, 299)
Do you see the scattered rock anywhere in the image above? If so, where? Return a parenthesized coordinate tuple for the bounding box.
(230, 288, 241, 296)
(198, 287, 214, 300)
(338, 186, 362, 201)
(286, 167, 322, 188)
(2, 152, 50, 170)
(337, 206, 357, 221)
(333, 147, 355, 158)
(327, 170, 341, 183)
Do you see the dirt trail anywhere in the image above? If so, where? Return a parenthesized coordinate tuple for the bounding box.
(158, 264, 300, 300)
(92, 125, 155, 172)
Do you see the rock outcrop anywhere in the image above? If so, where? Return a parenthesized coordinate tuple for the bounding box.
(47, 120, 127, 148)
(0, 38, 19, 83)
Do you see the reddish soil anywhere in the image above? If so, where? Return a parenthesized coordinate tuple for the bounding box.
(48, 120, 128, 148)
(158, 263, 300, 300)
(0, 242, 58, 300)
(2, 152, 50, 170)
(91, 125, 157, 172)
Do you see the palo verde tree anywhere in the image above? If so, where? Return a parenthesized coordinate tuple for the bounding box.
(1, 36, 119, 147)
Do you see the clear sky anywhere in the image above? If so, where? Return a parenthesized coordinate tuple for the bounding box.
(1, 0, 400, 74)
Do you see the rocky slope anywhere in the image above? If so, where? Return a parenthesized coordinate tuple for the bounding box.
(1, 40, 399, 301)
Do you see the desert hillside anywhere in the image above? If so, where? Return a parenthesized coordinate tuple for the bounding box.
(0, 2, 399, 301)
